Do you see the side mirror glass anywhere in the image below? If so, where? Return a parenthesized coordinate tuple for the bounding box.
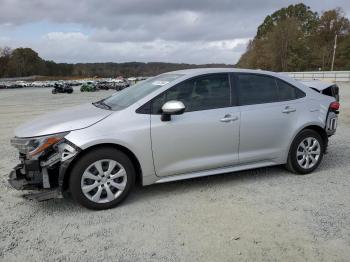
(161, 100, 185, 121)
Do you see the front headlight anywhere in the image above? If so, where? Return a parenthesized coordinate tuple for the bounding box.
(11, 132, 69, 158)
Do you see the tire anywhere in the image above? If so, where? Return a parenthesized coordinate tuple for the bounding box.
(286, 129, 324, 175)
(69, 148, 136, 210)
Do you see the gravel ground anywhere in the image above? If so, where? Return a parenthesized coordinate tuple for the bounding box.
(0, 85, 350, 262)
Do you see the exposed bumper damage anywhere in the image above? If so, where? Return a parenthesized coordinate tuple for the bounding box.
(326, 111, 338, 136)
(8, 139, 80, 201)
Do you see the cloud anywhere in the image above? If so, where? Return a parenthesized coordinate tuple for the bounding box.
(0, 31, 249, 64)
(0, 0, 349, 63)
(44, 32, 88, 41)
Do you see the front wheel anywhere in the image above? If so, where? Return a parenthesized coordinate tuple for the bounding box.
(69, 148, 135, 210)
(286, 129, 324, 174)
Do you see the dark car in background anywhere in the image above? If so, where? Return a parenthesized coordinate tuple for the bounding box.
(52, 83, 74, 94)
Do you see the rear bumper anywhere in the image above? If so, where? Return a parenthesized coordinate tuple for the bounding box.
(326, 111, 338, 136)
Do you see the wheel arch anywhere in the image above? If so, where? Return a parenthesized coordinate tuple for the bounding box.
(61, 143, 143, 192)
(301, 125, 328, 146)
(287, 124, 328, 161)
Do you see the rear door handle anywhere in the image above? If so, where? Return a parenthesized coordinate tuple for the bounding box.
(282, 107, 296, 114)
(220, 114, 238, 123)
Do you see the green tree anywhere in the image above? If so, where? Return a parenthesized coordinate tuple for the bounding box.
(266, 17, 311, 71)
(238, 3, 319, 71)
(312, 8, 350, 70)
(337, 34, 350, 69)
(5, 48, 45, 77)
(0, 47, 12, 77)
(256, 3, 318, 39)
(238, 5, 350, 71)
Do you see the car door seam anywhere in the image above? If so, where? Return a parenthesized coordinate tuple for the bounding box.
(149, 114, 158, 177)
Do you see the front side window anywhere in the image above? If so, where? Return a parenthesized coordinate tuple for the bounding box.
(151, 74, 230, 114)
(237, 74, 278, 106)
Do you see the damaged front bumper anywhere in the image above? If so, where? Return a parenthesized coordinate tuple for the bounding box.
(8, 139, 80, 201)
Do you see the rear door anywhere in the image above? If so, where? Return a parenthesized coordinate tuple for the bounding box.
(150, 73, 240, 177)
(235, 73, 305, 163)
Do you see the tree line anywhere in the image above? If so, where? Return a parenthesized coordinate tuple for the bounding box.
(0, 47, 231, 78)
(237, 3, 350, 71)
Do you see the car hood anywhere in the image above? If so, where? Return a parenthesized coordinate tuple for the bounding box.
(15, 103, 113, 138)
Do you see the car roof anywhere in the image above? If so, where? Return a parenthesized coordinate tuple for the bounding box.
(160, 68, 306, 93)
(164, 67, 278, 77)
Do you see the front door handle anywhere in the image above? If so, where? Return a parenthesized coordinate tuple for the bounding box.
(220, 114, 238, 123)
(282, 107, 296, 114)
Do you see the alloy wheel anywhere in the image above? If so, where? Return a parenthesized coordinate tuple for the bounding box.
(296, 137, 321, 169)
(80, 159, 127, 203)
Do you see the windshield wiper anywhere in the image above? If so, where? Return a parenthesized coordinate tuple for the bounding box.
(92, 100, 112, 110)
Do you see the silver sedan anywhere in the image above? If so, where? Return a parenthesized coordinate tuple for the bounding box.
(9, 68, 339, 210)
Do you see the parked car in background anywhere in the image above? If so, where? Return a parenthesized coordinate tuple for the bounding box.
(52, 83, 73, 94)
(80, 81, 97, 92)
(96, 81, 111, 90)
(9, 68, 339, 210)
(114, 81, 129, 91)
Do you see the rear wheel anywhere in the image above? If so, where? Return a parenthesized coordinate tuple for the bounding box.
(69, 148, 135, 210)
(286, 129, 324, 174)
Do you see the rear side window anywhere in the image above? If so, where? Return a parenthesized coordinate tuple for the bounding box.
(237, 74, 278, 105)
(276, 79, 305, 101)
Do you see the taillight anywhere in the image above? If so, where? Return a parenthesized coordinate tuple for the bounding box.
(330, 101, 340, 112)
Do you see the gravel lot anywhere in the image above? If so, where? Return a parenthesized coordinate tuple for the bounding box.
(0, 84, 350, 261)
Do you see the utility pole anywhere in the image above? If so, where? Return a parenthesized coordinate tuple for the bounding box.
(331, 34, 337, 71)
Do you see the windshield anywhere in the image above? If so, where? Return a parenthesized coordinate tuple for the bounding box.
(101, 74, 184, 110)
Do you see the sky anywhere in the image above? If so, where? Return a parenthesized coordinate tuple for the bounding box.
(0, 0, 349, 64)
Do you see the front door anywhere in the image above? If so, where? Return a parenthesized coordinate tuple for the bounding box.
(150, 73, 240, 177)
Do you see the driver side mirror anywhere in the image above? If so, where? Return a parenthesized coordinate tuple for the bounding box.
(161, 100, 186, 121)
